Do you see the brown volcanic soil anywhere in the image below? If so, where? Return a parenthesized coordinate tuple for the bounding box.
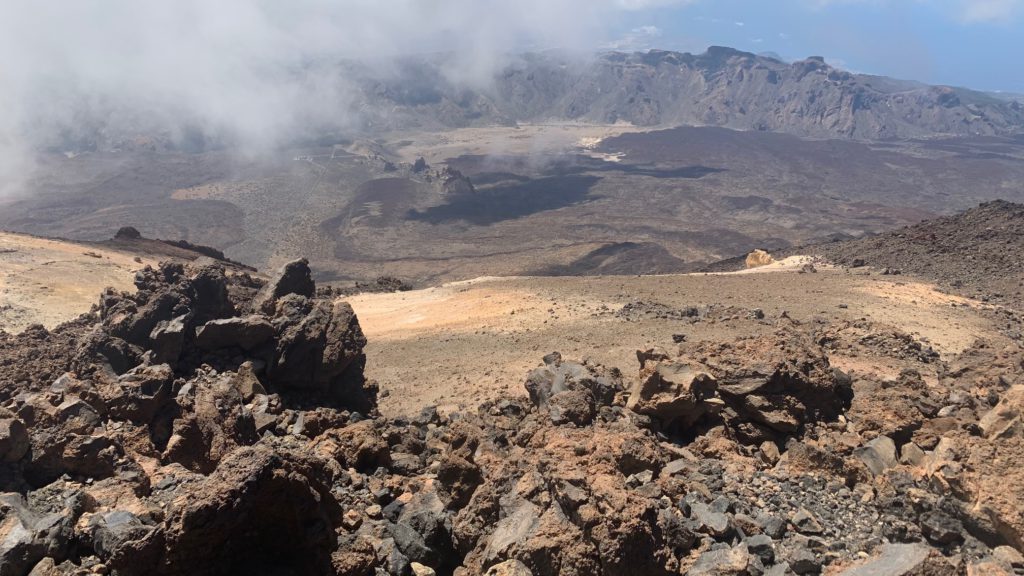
(348, 267, 1001, 418)
(0, 231, 257, 333)
(780, 200, 1024, 310)
(3, 217, 1024, 574)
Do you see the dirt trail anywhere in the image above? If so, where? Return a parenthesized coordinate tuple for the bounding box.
(349, 266, 1002, 417)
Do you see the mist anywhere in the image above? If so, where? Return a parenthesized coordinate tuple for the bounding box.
(0, 0, 686, 197)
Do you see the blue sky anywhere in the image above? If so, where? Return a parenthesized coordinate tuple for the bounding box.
(604, 0, 1024, 93)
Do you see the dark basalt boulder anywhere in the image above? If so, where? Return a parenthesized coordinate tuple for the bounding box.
(524, 353, 623, 426)
(155, 445, 342, 575)
(252, 258, 316, 314)
(268, 296, 368, 397)
(0, 417, 30, 462)
(193, 315, 275, 351)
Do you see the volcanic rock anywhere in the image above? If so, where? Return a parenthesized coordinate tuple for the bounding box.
(791, 508, 824, 535)
(524, 354, 622, 424)
(156, 445, 342, 575)
(149, 314, 186, 364)
(837, 543, 948, 575)
(979, 385, 1024, 439)
(437, 454, 483, 508)
(193, 315, 274, 351)
(745, 249, 775, 269)
(267, 297, 367, 399)
(855, 436, 898, 476)
(746, 534, 776, 564)
(485, 559, 534, 576)
(687, 545, 752, 575)
(626, 358, 720, 430)
(0, 417, 29, 462)
(88, 511, 157, 571)
(114, 226, 142, 240)
(252, 258, 316, 314)
(920, 511, 965, 546)
(312, 419, 390, 472)
(629, 329, 851, 443)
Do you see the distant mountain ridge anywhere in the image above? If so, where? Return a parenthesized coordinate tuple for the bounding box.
(42, 46, 1024, 153)
(352, 46, 1024, 141)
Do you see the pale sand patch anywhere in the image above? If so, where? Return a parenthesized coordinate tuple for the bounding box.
(858, 279, 979, 307)
(348, 269, 1003, 416)
(346, 285, 545, 341)
(385, 122, 652, 165)
(854, 280, 992, 354)
(170, 183, 230, 200)
(0, 232, 156, 332)
(577, 134, 627, 162)
(720, 255, 830, 275)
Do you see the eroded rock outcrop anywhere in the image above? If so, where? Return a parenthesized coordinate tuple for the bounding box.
(627, 329, 852, 445)
(0, 259, 377, 575)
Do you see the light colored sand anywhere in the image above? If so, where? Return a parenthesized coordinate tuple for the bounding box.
(349, 268, 1002, 417)
(0, 232, 156, 332)
(384, 122, 653, 165)
(725, 255, 830, 275)
(855, 279, 994, 353)
(347, 285, 544, 341)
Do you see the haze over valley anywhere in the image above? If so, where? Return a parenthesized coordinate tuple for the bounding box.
(3, 47, 1024, 284)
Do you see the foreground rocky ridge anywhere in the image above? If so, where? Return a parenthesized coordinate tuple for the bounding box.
(1, 259, 1024, 575)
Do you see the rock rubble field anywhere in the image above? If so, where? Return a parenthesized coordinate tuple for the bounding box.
(2, 251, 1023, 576)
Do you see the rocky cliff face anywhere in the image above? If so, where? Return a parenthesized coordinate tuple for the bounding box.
(352, 47, 1024, 140)
(44, 47, 1024, 155)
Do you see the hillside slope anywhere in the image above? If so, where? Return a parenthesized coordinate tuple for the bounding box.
(787, 200, 1024, 308)
(0, 229, 256, 333)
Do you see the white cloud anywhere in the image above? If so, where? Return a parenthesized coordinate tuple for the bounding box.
(958, 0, 1023, 22)
(637, 25, 665, 36)
(606, 25, 665, 50)
(613, 0, 696, 8)
(0, 0, 697, 197)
